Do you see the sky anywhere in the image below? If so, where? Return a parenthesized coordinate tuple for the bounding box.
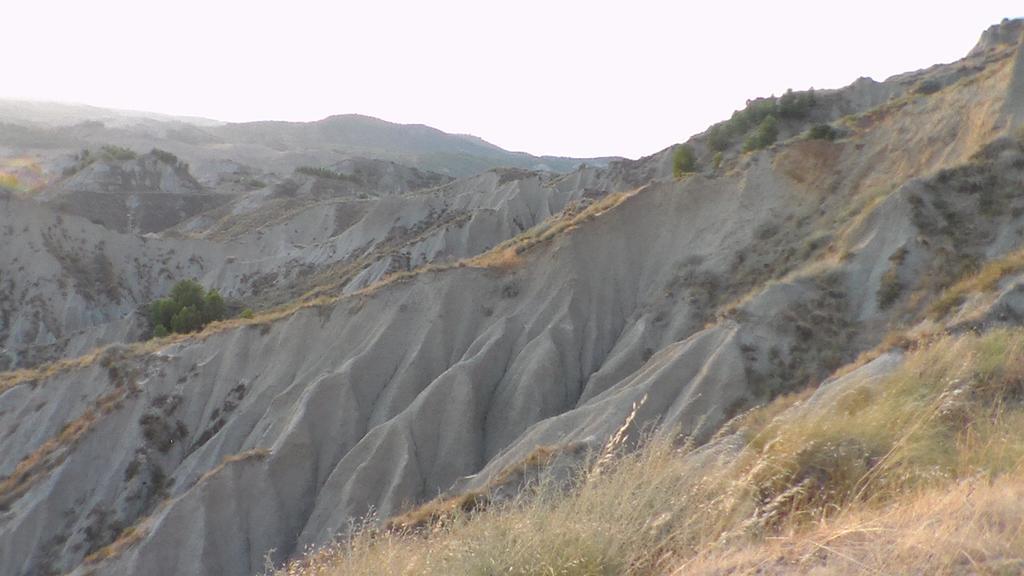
(2, 1, 1022, 159)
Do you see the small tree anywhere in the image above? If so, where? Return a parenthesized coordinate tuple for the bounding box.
(672, 145, 698, 177)
(707, 124, 731, 152)
(171, 305, 201, 333)
(149, 279, 227, 337)
(743, 115, 779, 152)
(778, 88, 816, 119)
(806, 124, 838, 141)
(202, 290, 226, 324)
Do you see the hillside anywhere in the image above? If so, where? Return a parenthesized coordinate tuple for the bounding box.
(0, 105, 614, 183)
(1, 17, 1024, 576)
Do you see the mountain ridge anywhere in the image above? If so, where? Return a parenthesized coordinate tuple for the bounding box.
(1, 17, 1023, 576)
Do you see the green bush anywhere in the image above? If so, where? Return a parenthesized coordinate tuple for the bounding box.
(704, 89, 817, 152)
(877, 268, 903, 309)
(100, 145, 137, 161)
(150, 148, 189, 171)
(913, 79, 941, 95)
(296, 166, 356, 181)
(707, 124, 731, 152)
(806, 124, 838, 141)
(712, 152, 724, 171)
(149, 279, 226, 336)
(743, 115, 779, 152)
(240, 308, 255, 319)
(778, 88, 816, 119)
(672, 145, 698, 177)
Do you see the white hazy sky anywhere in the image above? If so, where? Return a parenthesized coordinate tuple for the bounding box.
(2, 1, 1021, 158)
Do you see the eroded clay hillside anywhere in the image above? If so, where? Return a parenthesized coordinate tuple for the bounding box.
(2, 18, 1024, 576)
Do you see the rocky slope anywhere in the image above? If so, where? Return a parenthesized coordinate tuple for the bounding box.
(1, 18, 1023, 576)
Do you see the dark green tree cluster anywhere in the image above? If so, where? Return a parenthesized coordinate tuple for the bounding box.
(806, 124, 839, 141)
(777, 88, 817, 119)
(150, 280, 226, 337)
(705, 88, 817, 152)
(99, 145, 137, 161)
(672, 144, 698, 177)
(742, 116, 779, 152)
(149, 148, 190, 171)
(295, 166, 356, 182)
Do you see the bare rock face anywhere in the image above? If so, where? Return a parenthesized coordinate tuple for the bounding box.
(971, 18, 1024, 56)
(1, 19, 1024, 576)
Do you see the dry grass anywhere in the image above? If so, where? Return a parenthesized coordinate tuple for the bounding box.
(83, 522, 149, 565)
(0, 377, 135, 510)
(276, 329, 1024, 576)
(678, 472, 1024, 574)
(196, 448, 273, 485)
(469, 246, 522, 271)
(929, 247, 1024, 318)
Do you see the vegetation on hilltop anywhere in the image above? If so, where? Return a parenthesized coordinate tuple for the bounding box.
(706, 88, 816, 153)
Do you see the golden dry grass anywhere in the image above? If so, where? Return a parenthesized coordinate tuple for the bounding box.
(83, 522, 149, 565)
(678, 472, 1024, 575)
(0, 380, 133, 510)
(930, 247, 1024, 318)
(0, 172, 19, 189)
(196, 448, 273, 485)
(276, 329, 1024, 576)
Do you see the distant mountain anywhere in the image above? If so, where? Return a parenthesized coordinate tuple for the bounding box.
(0, 102, 617, 178)
(0, 98, 223, 128)
(212, 114, 612, 176)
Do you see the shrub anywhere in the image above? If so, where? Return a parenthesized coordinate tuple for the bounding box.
(149, 148, 189, 171)
(703, 88, 816, 152)
(877, 268, 902, 309)
(99, 145, 137, 161)
(707, 124, 731, 152)
(878, 248, 907, 309)
(149, 148, 178, 165)
(295, 166, 356, 181)
(712, 152, 724, 170)
(743, 115, 779, 152)
(240, 308, 254, 319)
(672, 145, 698, 177)
(778, 88, 816, 119)
(806, 124, 838, 141)
(913, 79, 941, 95)
(149, 280, 226, 336)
